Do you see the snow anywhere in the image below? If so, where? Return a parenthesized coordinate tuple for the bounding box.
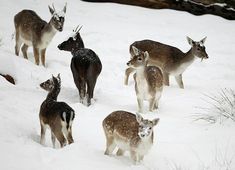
(0, 0, 235, 170)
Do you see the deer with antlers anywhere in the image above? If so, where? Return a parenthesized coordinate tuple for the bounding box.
(58, 26, 102, 106)
(14, 3, 67, 66)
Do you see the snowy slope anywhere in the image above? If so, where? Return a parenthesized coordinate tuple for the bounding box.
(0, 0, 235, 170)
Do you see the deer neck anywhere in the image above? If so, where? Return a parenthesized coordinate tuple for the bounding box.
(46, 82, 61, 101)
(135, 66, 147, 81)
(39, 21, 57, 49)
(179, 48, 196, 66)
(71, 42, 85, 55)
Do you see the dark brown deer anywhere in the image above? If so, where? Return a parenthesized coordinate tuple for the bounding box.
(127, 48, 163, 113)
(39, 74, 75, 148)
(103, 110, 159, 164)
(58, 26, 102, 106)
(14, 3, 67, 66)
(125, 37, 208, 89)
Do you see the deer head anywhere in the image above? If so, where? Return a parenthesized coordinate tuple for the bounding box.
(136, 113, 159, 138)
(187, 36, 209, 61)
(57, 25, 84, 52)
(127, 46, 149, 68)
(40, 74, 60, 91)
(48, 3, 67, 32)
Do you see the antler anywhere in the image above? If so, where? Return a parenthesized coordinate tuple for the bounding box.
(73, 25, 82, 33)
(52, 3, 56, 12)
(73, 25, 80, 32)
(77, 25, 83, 32)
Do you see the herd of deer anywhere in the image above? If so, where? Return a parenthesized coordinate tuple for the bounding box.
(13, 4, 209, 164)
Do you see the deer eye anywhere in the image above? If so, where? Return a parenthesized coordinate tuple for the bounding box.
(137, 57, 142, 61)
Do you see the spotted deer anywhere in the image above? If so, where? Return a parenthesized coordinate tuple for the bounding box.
(39, 74, 75, 148)
(127, 48, 163, 113)
(14, 3, 67, 66)
(103, 110, 159, 164)
(125, 37, 208, 89)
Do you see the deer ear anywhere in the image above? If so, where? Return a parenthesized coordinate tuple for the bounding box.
(48, 5, 54, 15)
(152, 118, 160, 126)
(63, 2, 67, 13)
(144, 51, 149, 61)
(136, 113, 143, 123)
(132, 46, 140, 56)
(187, 36, 194, 46)
(200, 36, 207, 45)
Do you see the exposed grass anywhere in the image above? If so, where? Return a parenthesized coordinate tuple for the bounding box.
(193, 88, 235, 124)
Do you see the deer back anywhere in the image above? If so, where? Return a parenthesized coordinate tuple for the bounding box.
(130, 40, 185, 68)
(103, 111, 139, 140)
(130, 38, 208, 73)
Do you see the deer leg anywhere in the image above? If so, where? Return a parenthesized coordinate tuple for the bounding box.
(163, 72, 170, 86)
(175, 74, 184, 89)
(53, 129, 67, 148)
(15, 30, 22, 56)
(40, 122, 46, 145)
(130, 151, 138, 163)
(51, 131, 56, 148)
(137, 97, 144, 113)
(67, 127, 74, 144)
(154, 90, 162, 109)
(33, 47, 40, 65)
(21, 44, 28, 59)
(139, 155, 144, 161)
(71, 68, 83, 103)
(87, 77, 97, 106)
(104, 135, 116, 155)
(41, 48, 46, 67)
(116, 148, 125, 156)
(149, 97, 156, 112)
(124, 67, 135, 85)
(80, 79, 86, 105)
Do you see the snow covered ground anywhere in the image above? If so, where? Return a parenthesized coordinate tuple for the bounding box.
(0, 0, 235, 169)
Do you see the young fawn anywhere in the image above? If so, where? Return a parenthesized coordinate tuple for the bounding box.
(39, 74, 75, 148)
(14, 4, 67, 66)
(58, 26, 102, 106)
(103, 110, 159, 164)
(127, 47, 163, 113)
(125, 37, 209, 88)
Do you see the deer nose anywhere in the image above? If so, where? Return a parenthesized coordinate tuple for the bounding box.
(57, 44, 62, 50)
(127, 62, 130, 66)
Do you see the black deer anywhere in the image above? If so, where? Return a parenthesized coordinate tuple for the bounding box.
(58, 26, 102, 106)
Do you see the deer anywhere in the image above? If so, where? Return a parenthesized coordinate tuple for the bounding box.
(126, 47, 163, 113)
(125, 37, 209, 89)
(14, 3, 67, 66)
(39, 74, 75, 148)
(103, 110, 159, 164)
(58, 26, 102, 106)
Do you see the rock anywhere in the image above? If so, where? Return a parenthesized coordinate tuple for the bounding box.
(81, 0, 235, 20)
(0, 74, 15, 85)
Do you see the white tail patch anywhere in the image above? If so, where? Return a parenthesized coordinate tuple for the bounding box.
(62, 112, 66, 122)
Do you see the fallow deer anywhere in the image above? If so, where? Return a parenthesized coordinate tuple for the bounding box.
(127, 47, 163, 113)
(58, 26, 102, 106)
(14, 3, 67, 66)
(125, 37, 209, 89)
(39, 74, 75, 148)
(103, 110, 159, 164)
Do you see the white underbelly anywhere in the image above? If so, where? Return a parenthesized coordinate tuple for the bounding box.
(20, 36, 32, 46)
(170, 61, 193, 76)
(114, 139, 130, 151)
